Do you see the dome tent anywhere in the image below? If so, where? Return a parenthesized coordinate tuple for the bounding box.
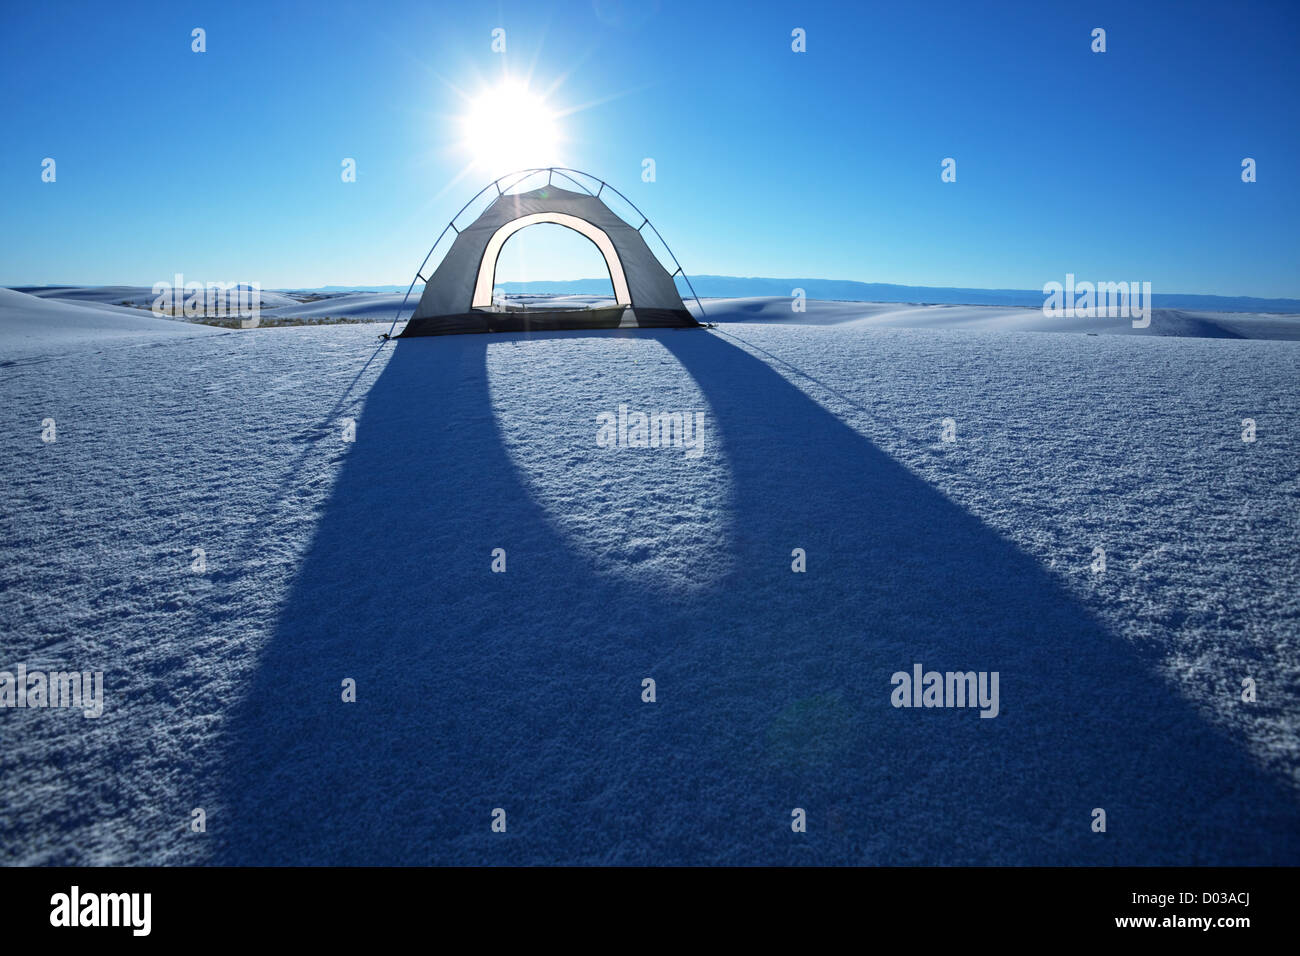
(392, 168, 704, 337)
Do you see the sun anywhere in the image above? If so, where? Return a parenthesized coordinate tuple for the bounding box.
(461, 80, 560, 174)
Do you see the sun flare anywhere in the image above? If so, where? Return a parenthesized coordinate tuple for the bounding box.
(461, 80, 560, 174)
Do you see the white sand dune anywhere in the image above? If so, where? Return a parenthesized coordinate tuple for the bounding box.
(260, 292, 416, 320)
(0, 287, 223, 360)
(693, 296, 1300, 340)
(20, 285, 302, 311)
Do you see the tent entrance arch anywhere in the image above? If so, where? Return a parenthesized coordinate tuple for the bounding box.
(474, 214, 631, 308)
(389, 168, 704, 337)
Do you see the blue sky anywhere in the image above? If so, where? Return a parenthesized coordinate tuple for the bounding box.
(2, 0, 1297, 296)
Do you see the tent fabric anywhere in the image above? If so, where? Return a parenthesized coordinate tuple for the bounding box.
(400, 185, 699, 336)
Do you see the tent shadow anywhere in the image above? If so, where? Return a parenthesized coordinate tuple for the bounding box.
(210, 329, 1299, 865)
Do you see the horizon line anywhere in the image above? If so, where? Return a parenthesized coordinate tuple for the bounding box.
(6, 276, 1300, 305)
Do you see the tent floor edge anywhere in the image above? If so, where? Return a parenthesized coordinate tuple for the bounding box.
(396, 306, 700, 337)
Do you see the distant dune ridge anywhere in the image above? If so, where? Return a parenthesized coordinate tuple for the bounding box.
(16, 278, 1300, 314)
(506, 276, 1300, 315)
(6, 285, 1298, 342)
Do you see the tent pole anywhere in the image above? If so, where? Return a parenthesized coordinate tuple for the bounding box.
(384, 274, 423, 340)
(551, 168, 595, 196)
(583, 175, 708, 319)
